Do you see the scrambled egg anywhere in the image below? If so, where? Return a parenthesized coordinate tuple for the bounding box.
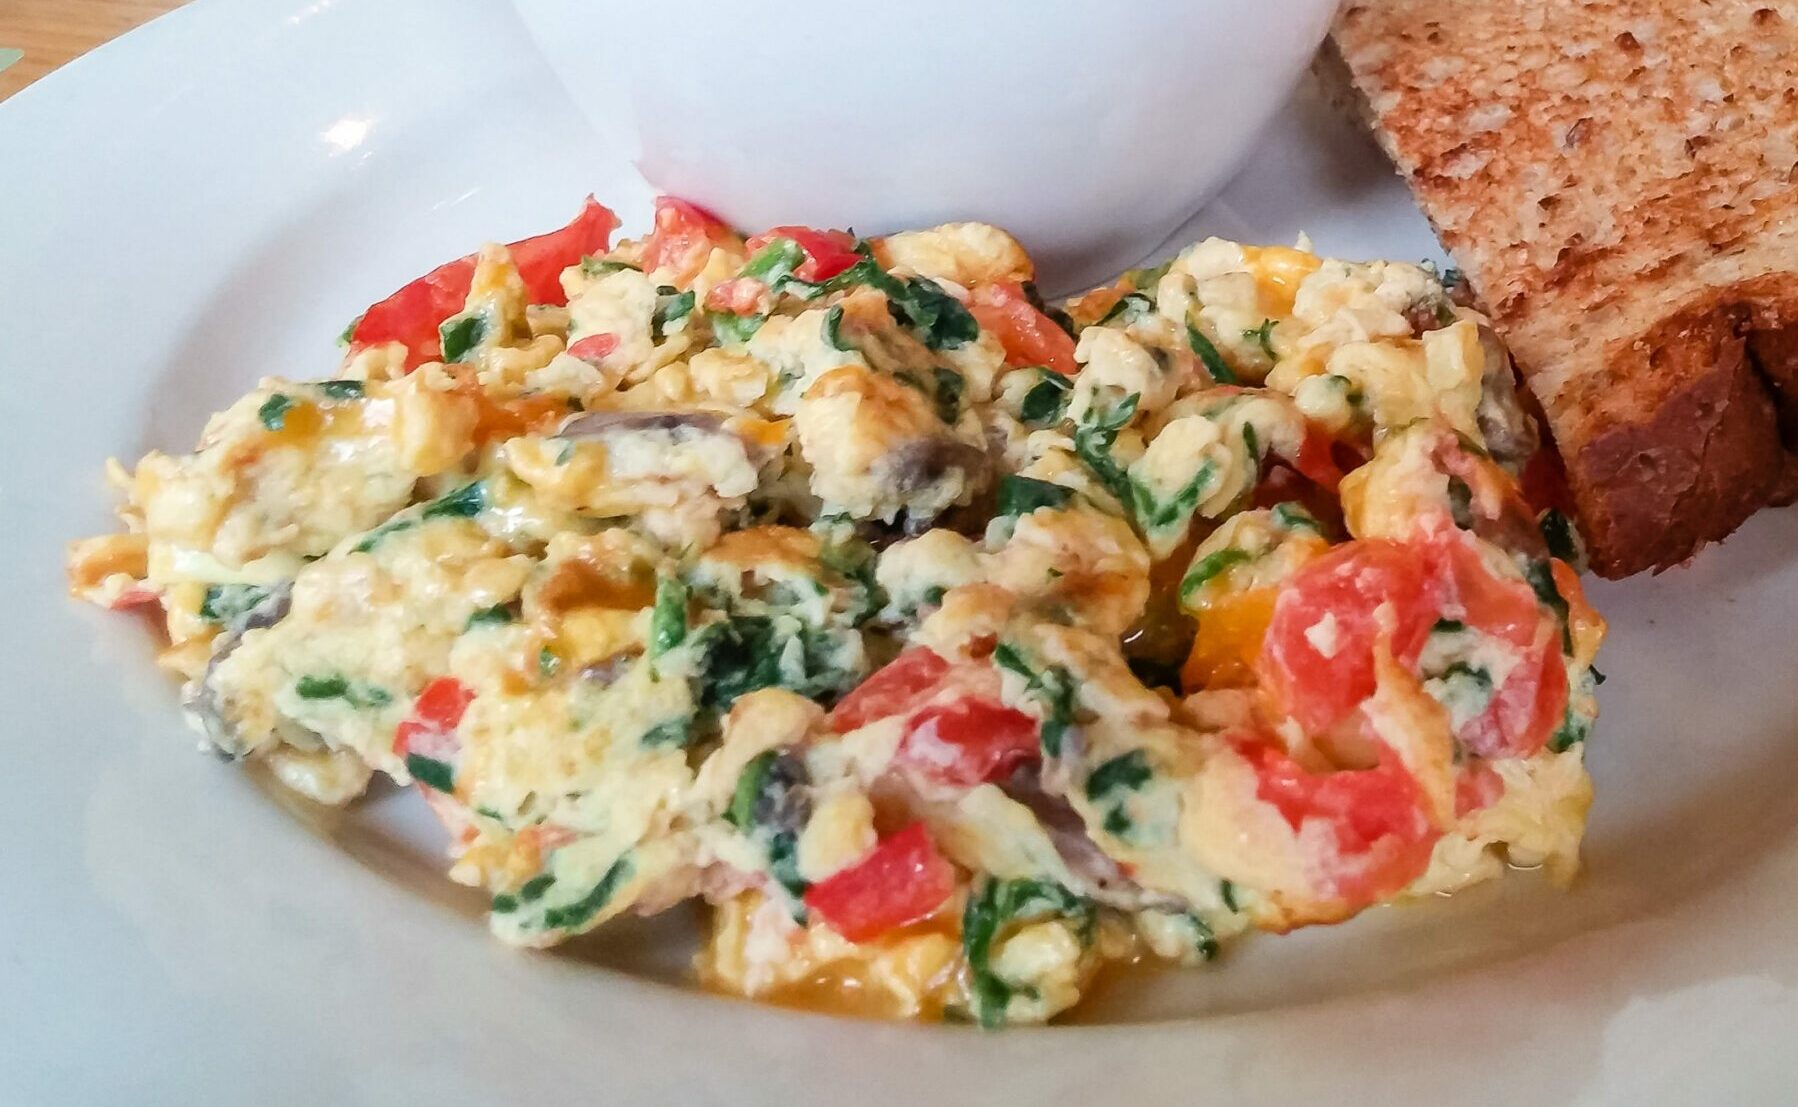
(69, 208, 1608, 1026)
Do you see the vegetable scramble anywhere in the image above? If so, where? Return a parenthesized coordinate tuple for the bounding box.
(68, 196, 1606, 1025)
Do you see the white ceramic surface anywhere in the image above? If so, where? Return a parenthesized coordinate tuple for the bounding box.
(5, 1, 1798, 1104)
(510, 0, 1340, 293)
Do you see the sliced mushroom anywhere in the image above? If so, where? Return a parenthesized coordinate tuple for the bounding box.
(1000, 762, 1186, 913)
(186, 583, 293, 758)
(1473, 325, 1542, 472)
(557, 410, 727, 438)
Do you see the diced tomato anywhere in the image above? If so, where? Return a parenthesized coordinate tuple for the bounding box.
(1518, 440, 1574, 517)
(829, 648, 951, 733)
(968, 281, 1078, 375)
(1454, 760, 1506, 817)
(704, 277, 770, 316)
(1259, 539, 1437, 736)
(1293, 425, 1345, 491)
(567, 333, 619, 363)
(897, 698, 1040, 787)
(348, 197, 618, 370)
(745, 225, 861, 283)
(107, 585, 161, 610)
(641, 196, 738, 284)
(1427, 529, 1540, 647)
(802, 823, 957, 942)
(1240, 738, 1440, 904)
(394, 676, 475, 761)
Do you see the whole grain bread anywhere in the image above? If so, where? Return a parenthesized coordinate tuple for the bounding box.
(1330, 0, 1798, 576)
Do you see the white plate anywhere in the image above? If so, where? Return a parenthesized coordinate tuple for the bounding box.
(5, 2, 1798, 1103)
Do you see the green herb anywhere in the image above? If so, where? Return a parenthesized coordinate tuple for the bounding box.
(822, 305, 853, 352)
(199, 583, 272, 625)
(351, 518, 414, 554)
(1220, 880, 1240, 914)
(1123, 259, 1173, 292)
(1180, 548, 1252, 602)
(258, 393, 296, 431)
(338, 314, 363, 347)
(818, 533, 885, 625)
(1270, 501, 1321, 534)
(490, 893, 519, 914)
(295, 674, 391, 708)
(994, 643, 1078, 757)
(725, 751, 778, 831)
(742, 238, 807, 286)
(405, 753, 455, 793)
(997, 475, 1073, 517)
(439, 311, 489, 363)
(894, 276, 979, 350)
(520, 873, 555, 902)
(652, 289, 696, 342)
(1525, 559, 1575, 654)
(581, 256, 641, 276)
(932, 366, 965, 424)
(1018, 369, 1072, 426)
(1099, 293, 1153, 326)
(541, 854, 634, 930)
(1129, 459, 1218, 536)
(641, 719, 691, 749)
(1242, 423, 1261, 465)
(538, 648, 561, 678)
(1540, 509, 1582, 563)
(1072, 392, 1139, 502)
(316, 380, 365, 401)
(710, 311, 766, 345)
(1186, 322, 1237, 384)
(961, 878, 1093, 1028)
(1433, 618, 1467, 634)
(1244, 319, 1278, 360)
(649, 577, 689, 657)
(1085, 749, 1152, 801)
(465, 604, 515, 630)
(422, 481, 486, 520)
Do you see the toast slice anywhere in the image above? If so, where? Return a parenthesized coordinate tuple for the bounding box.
(1329, 0, 1798, 576)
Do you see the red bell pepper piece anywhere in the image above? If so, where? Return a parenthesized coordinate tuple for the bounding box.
(968, 281, 1079, 375)
(898, 698, 1041, 787)
(394, 676, 475, 762)
(745, 225, 861, 283)
(348, 196, 618, 370)
(802, 823, 957, 942)
(641, 196, 738, 285)
(828, 648, 951, 733)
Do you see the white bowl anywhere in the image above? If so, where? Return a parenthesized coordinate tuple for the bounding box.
(510, 0, 1341, 291)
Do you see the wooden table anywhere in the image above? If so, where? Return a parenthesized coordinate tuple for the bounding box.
(0, 0, 186, 100)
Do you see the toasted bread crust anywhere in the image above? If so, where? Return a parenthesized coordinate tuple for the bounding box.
(1332, 0, 1798, 575)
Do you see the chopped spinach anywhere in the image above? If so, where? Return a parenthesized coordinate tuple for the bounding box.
(1128, 459, 1218, 537)
(1072, 392, 1139, 503)
(652, 288, 696, 342)
(892, 276, 978, 350)
(1244, 319, 1278, 360)
(422, 481, 487, 520)
(997, 474, 1074, 517)
(709, 310, 767, 345)
(822, 304, 853, 352)
(316, 379, 364, 400)
(1270, 501, 1322, 534)
(541, 854, 634, 931)
(1524, 559, 1574, 653)
(1085, 749, 1152, 801)
(1539, 509, 1581, 563)
(1180, 547, 1252, 602)
(257, 393, 296, 431)
(960, 878, 1093, 1028)
(1186, 322, 1238, 384)
(1123, 259, 1173, 293)
(338, 314, 362, 347)
(581, 256, 641, 276)
(405, 753, 455, 793)
(724, 750, 811, 907)
(294, 674, 391, 708)
(538, 648, 561, 678)
(1018, 369, 1072, 426)
(465, 603, 516, 630)
(649, 576, 690, 656)
(199, 583, 272, 624)
(1098, 293, 1154, 327)
(439, 310, 489, 364)
(640, 718, 692, 749)
(994, 643, 1078, 757)
(351, 518, 414, 554)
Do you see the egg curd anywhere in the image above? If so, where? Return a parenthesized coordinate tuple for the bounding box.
(68, 196, 1606, 1026)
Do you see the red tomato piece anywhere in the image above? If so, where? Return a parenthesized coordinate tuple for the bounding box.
(1241, 739, 1440, 904)
(107, 585, 161, 611)
(802, 823, 957, 943)
(567, 333, 619, 363)
(1292, 424, 1344, 491)
(1454, 760, 1506, 817)
(1427, 530, 1541, 647)
(394, 676, 475, 760)
(968, 281, 1078, 375)
(829, 649, 951, 733)
(745, 225, 861, 282)
(349, 197, 618, 370)
(1459, 633, 1568, 760)
(1259, 540, 1438, 736)
(898, 698, 1040, 788)
(704, 277, 770, 316)
(641, 196, 737, 284)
